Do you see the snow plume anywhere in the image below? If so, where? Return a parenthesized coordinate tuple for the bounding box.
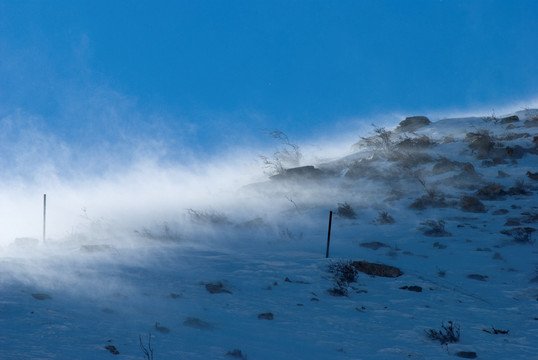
(0, 112, 330, 253)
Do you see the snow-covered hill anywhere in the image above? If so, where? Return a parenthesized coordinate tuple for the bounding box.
(1, 109, 537, 359)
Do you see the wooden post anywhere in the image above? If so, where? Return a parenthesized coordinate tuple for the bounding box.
(43, 194, 46, 244)
(326, 210, 333, 258)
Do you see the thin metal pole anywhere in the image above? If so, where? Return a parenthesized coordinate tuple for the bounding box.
(43, 194, 46, 244)
(326, 210, 333, 258)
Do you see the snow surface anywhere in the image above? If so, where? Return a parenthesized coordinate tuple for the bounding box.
(1, 110, 538, 359)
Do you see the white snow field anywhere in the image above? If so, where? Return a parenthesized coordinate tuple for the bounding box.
(1, 109, 537, 359)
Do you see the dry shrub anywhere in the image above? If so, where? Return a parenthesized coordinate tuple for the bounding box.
(375, 211, 395, 224)
(187, 209, 230, 225)
(337, 202, 356, 219)
(425, 321, 460, 345)
(327, 260, 359, 296)
(500, 227, 536, 244)
(419, 220, 452, 237)
(465, 130, 495, 159)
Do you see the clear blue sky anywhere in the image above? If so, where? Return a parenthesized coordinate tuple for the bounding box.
(1, 0, 537, 168)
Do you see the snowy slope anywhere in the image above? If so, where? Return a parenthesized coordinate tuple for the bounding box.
(1, 110, 537, 359)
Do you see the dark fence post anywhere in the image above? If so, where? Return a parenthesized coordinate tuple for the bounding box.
(43, 194, 46, 244)
(326, 210, 333, 258)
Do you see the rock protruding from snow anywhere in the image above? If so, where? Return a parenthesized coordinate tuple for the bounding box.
(205, 282, 232, 294)
(352, 261, 403, 278)
(500, 115, 519, 124)
(395, 116, 431, 133)
(270, 165, 323, 181)
(258, 312, 274, 320)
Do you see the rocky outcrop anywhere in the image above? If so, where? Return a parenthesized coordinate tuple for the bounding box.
(395, 116, 431, 133)
(352, 261, 403, 278)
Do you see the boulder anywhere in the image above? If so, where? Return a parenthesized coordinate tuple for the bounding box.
(460, 196, 487, 213)
(270, 165, 323, 181)
(500, 115, 519, 124)
(395, 116, 431, 133)
(456, 351, 477, 359)
(352, 261, 403, 278)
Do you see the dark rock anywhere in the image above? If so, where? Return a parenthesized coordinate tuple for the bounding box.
(432, 158, 458, 175)
(460, 196, 487, 213)
(400, 285, 422, 292)
(284, 277, 310, 284)
(483, 326, 509, 335)
(524, 118, 538, 127)
(183, 317, 213, 329)
(497, 170, 510, 178)
(154, 322, 170, 334)
(396, 135, 435, 150)
(205, 282, 232, 294)
(492, 157, 508, 165)
(522, 212, 538, 224)
(433, 242, 447, 249)
(492, 209, 509, 215)
(504, 218, 521, 226)
(501, 115, 519, 124)
(80, 244, 113, 253)
(360, 241, 390, 250)
(271, 165, 323, 181)
(396, 116, 431, 132)
(352, 261, 403, 278)
(456, 351, 477, 359)
(226, 349, 247, 359)
(31, 293, 52, 300)
(527, 171, 538, 181)
(258, 312, 274, 320)
(477, 183, 506, 200)
(507, 185, 532, 196)
(467, 274, 488, 281)
(105, 345, 120, 355)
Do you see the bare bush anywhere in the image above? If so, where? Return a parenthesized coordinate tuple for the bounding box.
(507, 179, 532, 196)
(337, 202, 356, 219)
(425, 321, 460, 345)
(419, 220, 452, 237)
(187, 209, 230, 225)
(260, 130, 302, 176)
(354, 126, 395, 155)
(410, 176, 450, 210)
(135, 222, 182, 242)
(139, 333, 154, 360)
(375, 211, 395, 224)
(465, 129, 497, 159)
(327, 260, 359, 297)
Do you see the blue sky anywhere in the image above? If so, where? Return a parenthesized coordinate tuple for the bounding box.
(1, 0, 537, 171)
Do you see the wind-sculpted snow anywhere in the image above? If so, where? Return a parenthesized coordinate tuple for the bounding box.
(1, 109, 537, 359)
